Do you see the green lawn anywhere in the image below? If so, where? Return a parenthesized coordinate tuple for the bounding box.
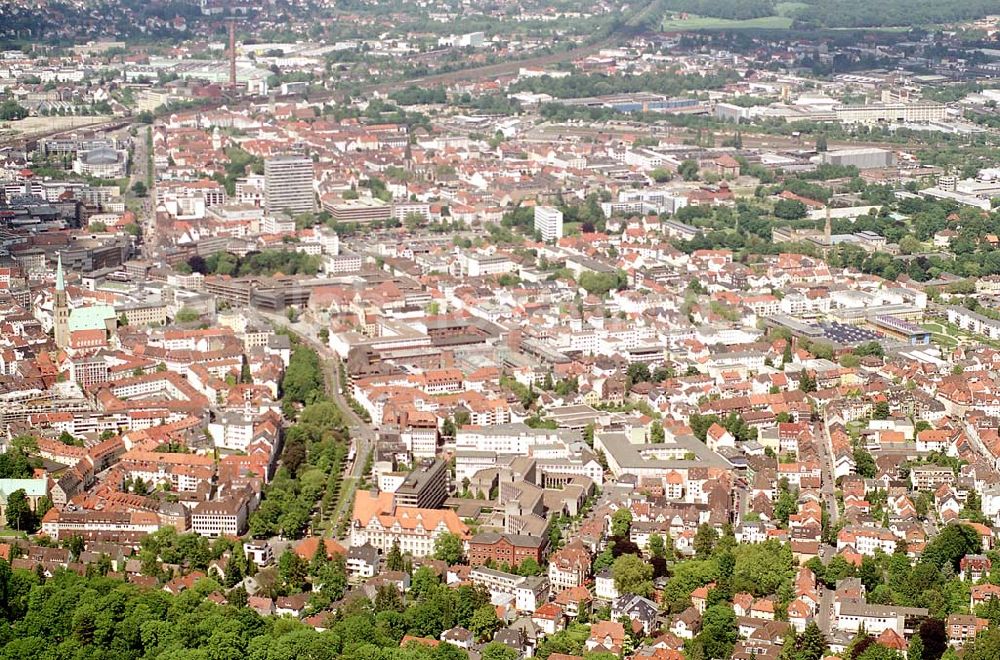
(662, 15, 794, 30)
(661, 9, 915, 33)
(775, 2, 808, 16)
(922, 322, 959, 346)
(922, 320, 1000, 349)
(922, 322, 945, 334)
(922, 327, 958, 347)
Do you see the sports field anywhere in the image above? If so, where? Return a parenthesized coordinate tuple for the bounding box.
(662, 15, 794, 30)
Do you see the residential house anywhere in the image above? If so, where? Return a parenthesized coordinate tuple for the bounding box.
(671, 607, 702, 639)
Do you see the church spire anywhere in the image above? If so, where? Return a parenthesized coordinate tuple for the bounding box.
(56, 253, 65, 291)
(54, 253, 69, 350)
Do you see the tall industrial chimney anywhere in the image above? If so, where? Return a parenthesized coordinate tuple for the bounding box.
(228, 21, 236, 88)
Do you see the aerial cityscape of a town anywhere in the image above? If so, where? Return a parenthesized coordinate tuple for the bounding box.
(4, 1, 1000, 659)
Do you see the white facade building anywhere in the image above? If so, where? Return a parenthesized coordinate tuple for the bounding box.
(534, 206, 564, 242)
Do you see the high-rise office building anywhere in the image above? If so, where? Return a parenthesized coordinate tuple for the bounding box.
(264, 155, 315, 215)
(534, 205, 564, 242)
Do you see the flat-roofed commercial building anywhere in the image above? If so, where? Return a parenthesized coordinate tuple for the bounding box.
(323, 197, 392, 224)
(393, 459, 448, 510)
(834, 102, 947, 124)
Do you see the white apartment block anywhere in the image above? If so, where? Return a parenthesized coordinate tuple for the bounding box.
(207, 412, 256, 452)
(457, 252, 516, 278)
(262, 214, 296, 234)
(835, 599, 927, 636)
(350, 517, 450, 557)
(837, 526, 897, 556)
(534, 206, 564, 242)
(470, 567, 550, 613)
(834, 102, 947, 125)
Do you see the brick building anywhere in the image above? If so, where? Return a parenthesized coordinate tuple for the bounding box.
(467, 532, 546, 567)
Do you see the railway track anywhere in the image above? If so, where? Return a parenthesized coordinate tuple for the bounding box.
(312, 38, 615, 102)
(0, 117, 130, 149)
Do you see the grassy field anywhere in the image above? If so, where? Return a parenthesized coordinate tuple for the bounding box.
(661, 6, 916, 33)
(921, 322, 959, 348)
(662, 15, 794, 30)
(775, 2, 809, 15)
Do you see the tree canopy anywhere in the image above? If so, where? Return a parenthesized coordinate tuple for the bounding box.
(611, 554, 654, 598)
(0, 559, 495, 660)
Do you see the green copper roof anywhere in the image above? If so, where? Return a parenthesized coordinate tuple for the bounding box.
(67, 305, 116, 333)
(0, 479, 47, 502)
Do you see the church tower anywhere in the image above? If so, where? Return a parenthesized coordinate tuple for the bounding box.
(824, 206, 832, 245)
(54, 254, 69, 349)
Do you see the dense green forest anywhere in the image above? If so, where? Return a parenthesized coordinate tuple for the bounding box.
(654, 0, 1000, 28)
(0, 559, 498, 660)
(792, 0, 1000, 28)
(389, 87, 448, 106)
(660, 0, 777, 21)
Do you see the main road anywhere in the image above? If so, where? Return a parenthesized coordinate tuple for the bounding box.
(814, 418, 839, 637)
(815, 418, 840, 527)
(257, 311, 375, 538)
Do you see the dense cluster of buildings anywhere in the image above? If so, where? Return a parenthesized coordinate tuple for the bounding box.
(2, 6, 1000, 660)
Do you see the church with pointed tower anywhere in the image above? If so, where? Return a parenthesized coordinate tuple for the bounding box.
(53, 254, 70, 349)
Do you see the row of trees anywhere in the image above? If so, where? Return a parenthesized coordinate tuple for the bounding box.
(249, 401, 348, 539)
(36, 102, 112, 117)
(660, 0, 776, 20)
(509, 69, 739, 101)
(281, 343, 327, 409)
(389, 86, 448, 106)
(251, 338, 349, 538)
